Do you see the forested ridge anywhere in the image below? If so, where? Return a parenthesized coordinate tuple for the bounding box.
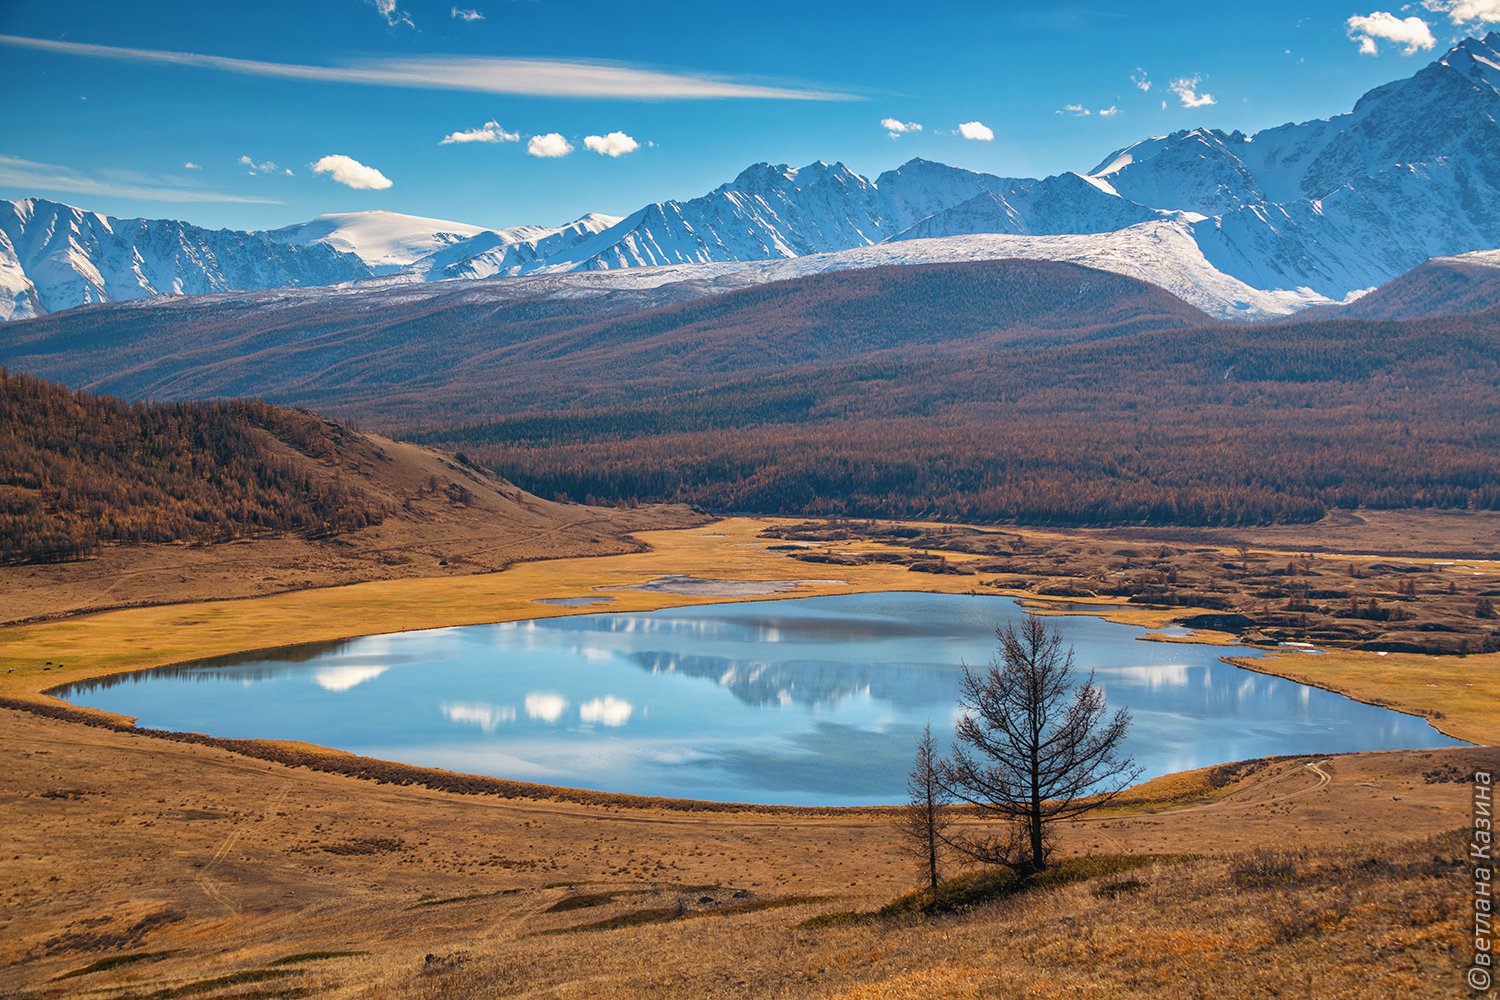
(423, 308, 1500, 527)
(4, 257, 1499, 532)
(0, 369, 384, 563)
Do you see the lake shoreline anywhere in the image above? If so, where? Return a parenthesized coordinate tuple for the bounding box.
(40, 591, 1465, 808)
(2, 516, 1493, 811)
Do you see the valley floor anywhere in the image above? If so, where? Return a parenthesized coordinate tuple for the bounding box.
(0, 708, 1488, 998)
(0, 511, 1497, 996)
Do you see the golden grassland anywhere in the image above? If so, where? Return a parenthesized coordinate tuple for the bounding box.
(1, 514, 1497, 997)
(0, 706, 1488, 999)
(0, 517, 1173, 704)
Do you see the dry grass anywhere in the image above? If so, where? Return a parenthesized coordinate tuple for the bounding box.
(1, 512, 1495, 995)
(0, 706, 1489, 999)
(346, 832, 1470, 1000)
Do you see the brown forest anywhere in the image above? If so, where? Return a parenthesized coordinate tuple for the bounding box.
(420, 307, 1500, 527)
(0, 369, 384, 564)
(4, 260, 1500, 533)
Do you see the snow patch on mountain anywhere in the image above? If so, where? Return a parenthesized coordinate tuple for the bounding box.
(405, 212, 622, 280)
(266, 210, 495, 270)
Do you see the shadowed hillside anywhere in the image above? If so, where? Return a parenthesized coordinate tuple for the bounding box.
(0, 259, 1217, 416)
(0, 369, 384, 563)
(0, 369, 701, 620)
(1323, 257, 1500, 321)
(424, 307, 1500, 526)
(4, 262, 1500, 529)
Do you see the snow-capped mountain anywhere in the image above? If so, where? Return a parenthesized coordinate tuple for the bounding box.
(0, 199, 372, 321)
(529, 159, 1167, 273)
(1087, 32, 1500, 298)
(265, 209, 496, 271)
(404, 212, 622, 280)
(2, 32, 1497, 323)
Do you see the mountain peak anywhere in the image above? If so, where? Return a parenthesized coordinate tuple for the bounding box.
(1438, 31, 1500, 92)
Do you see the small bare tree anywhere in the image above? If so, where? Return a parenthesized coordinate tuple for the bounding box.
(894, 723, 952, 897)
(945, 614, 1142, 874)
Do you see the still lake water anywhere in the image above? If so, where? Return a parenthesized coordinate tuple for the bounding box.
(54, 592, 1462, 805)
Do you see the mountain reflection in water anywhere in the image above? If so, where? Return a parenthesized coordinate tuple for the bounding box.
(51, 593, 1464, 805)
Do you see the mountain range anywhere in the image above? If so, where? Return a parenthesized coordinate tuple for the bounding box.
(1, 32, 1497, 323)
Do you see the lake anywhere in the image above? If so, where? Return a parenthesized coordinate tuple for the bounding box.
(53, 592, 1462, 805)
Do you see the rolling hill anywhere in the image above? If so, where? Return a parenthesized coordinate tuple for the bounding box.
(0, 258, 1221, 418)
(0, 368, 695, 620)
(1325, 251, 1500, 321)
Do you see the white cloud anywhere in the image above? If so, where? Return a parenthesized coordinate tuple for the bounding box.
(583, 131, 640, 157)
(313, 665, 387, 691)
(372, 0, 414, 28)
(440, 120, 519, 144)
(881, 117, 923, 138)
(0, 34, 855, 101)
(182, 161, 200, 169)
(527, 133, 574, 158)
(310, 153, 393, 190)
(1424, 0, 1500, 24)
(579, 695, 633, 727)
(0, 153, 281, 204)
(441, 701, 515, 733)
(1168, 75, 1216, 108)
(524, 691, 567, 723)
(238, 154, 284, 175)
(1131, 68, 1151, 92)
(451, 6, 484, 20)
(1098, 105, 1120, 117)
(957, 120, 994, 141)
(1346, 12, 1437, 55)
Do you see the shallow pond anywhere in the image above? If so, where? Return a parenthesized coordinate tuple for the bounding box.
(54, 592, 1462, 805)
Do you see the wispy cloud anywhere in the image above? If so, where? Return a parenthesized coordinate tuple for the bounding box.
(451, 6, 484, 20)
(0, 153, 281, 204)
(238, 154, 290, 176)
(881, 117, 923, 138)
(1168, 75, 1216, 108)
(1346, 12, 1437, 55)
(183, 161, 201, 170)
(0, 34, 856, 101)
(957, 121, 994, 141)
(439, 120, 519, 144)
(583, 131, 640, 157)
(371, 0, 414, 29)
(1056, 103, 1123, 118)
(1131, 68, 1151, 92)
(527, 133, 573, 158)
(1423, 0, 1500, 25)
(310, 154, 392, 189)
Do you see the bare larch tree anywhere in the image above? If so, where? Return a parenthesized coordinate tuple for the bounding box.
(895, 723, 952, 897)
(944, 614, 1142, 873)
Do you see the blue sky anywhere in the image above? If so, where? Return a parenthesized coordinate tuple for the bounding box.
(0, 1, 1491, 230)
